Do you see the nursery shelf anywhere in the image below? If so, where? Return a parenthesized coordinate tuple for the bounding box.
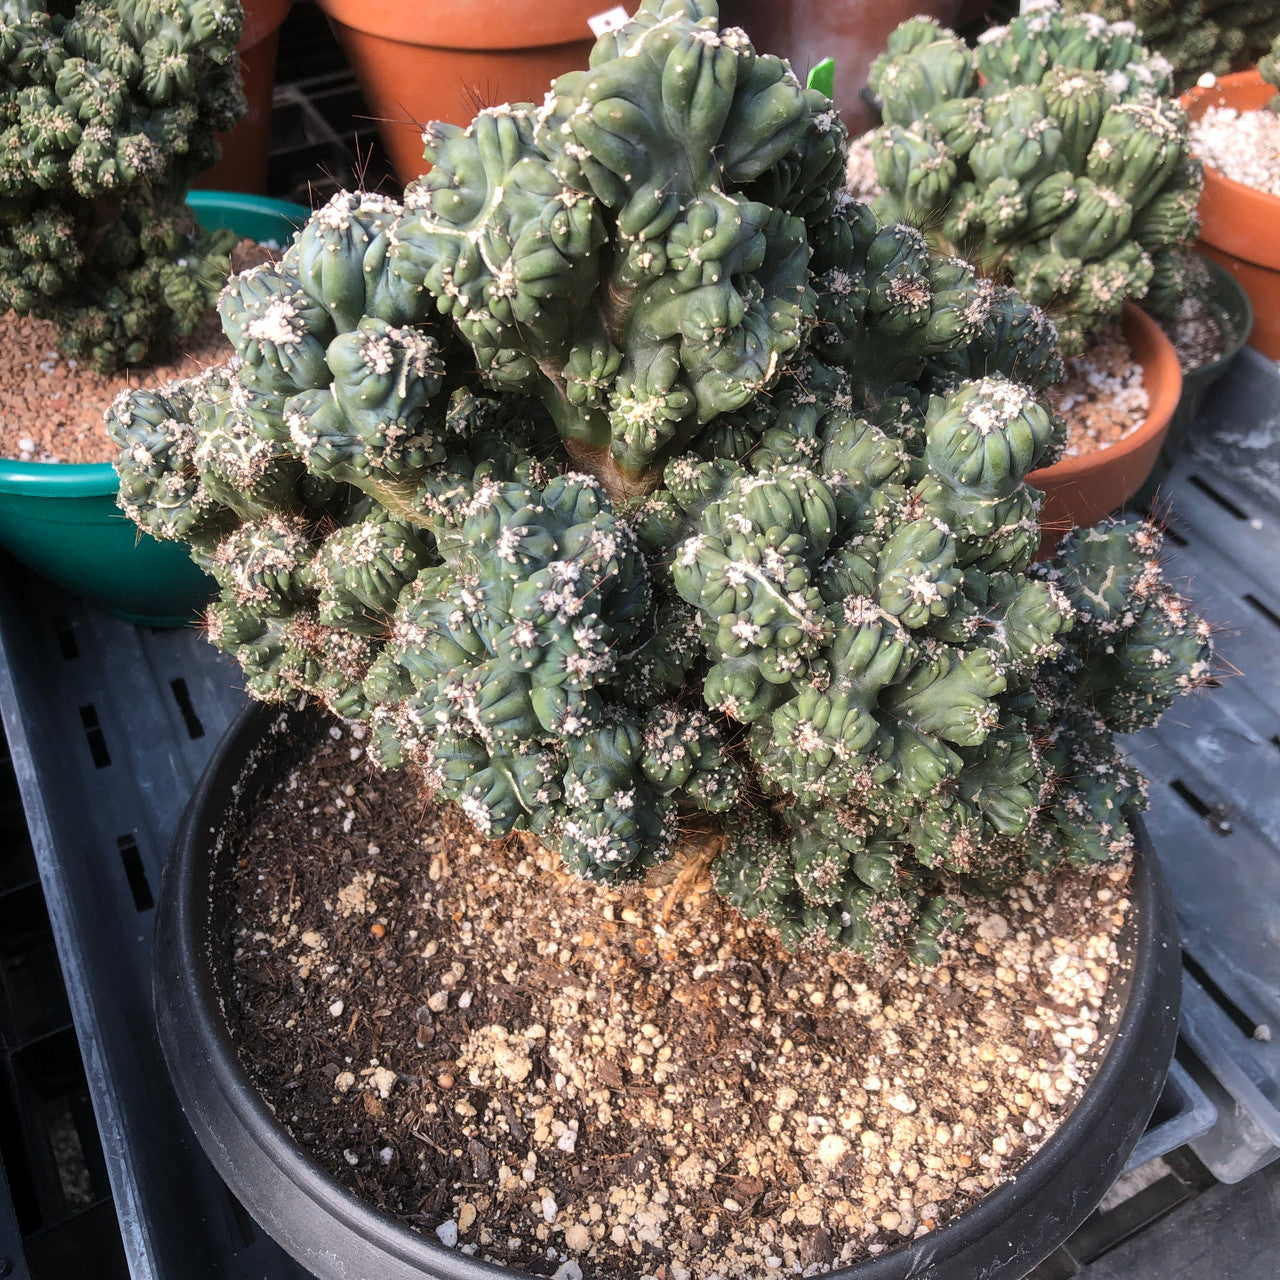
(0, 355, 1276, 1279)
(1127, 345, 1280, 1187)
(0, 581, 310, 1280)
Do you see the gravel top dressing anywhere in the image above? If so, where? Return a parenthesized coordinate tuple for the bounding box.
(1046, 326, 1149, 460)
(1190, 104, 1280, 199)
(0, 309, 229, 464)
(1162, 291, 1227, 374)
(220, 725, 1133, 1280)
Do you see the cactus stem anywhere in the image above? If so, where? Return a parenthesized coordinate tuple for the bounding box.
(563, 439, 661, 504)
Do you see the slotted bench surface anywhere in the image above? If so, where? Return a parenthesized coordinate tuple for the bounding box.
(1129, 348, 1280, 1179)
(0, 587, 310, 1280)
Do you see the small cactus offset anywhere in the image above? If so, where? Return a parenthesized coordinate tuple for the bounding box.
(1261, 34, 1280, 110)
(0, 0, 246, 370)
(866, 0, 1203, 356)
(1062, 0, 1280, 93)
(108, 0, 1213, 963)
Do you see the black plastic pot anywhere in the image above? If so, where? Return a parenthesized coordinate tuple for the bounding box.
(155, 702, 1181, 1280)
(1137, 252, 1254, 507)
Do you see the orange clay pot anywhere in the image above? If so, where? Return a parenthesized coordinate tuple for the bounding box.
(1030, 302, 1182, 560)
(1181, 70, 1280, 360)
(194, 0, 294, 195)
(718, 0, 973, 137)
(315, 0, 602, 186)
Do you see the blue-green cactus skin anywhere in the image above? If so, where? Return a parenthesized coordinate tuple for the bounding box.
(1261, 34, 1280, 109)
(108, 0, 1212, 962)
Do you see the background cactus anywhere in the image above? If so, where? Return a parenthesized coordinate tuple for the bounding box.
(866, 1, 1203, 356)
(1061, 0, 1280, 93)
(1261, 34, 1280, 108)
(0, 0, 246, 371)
(108, 0, 1212, 963)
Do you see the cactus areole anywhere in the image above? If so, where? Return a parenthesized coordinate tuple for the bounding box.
(109, 0, 1213, 964)
(0, 0, 246, 371)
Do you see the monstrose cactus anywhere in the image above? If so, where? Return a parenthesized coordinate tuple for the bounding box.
(0, 0, 245, 370)
(1062, 0, 1280, 93)
(866, 0, 1203, 355)
(108, 0, 1212, 963)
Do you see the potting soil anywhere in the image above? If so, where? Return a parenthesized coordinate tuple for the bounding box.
(0, 240, 276, 465)
(219, 724, 1134, 1280)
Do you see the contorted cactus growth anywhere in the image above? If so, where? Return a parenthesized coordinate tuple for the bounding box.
(1062, 0, 1280, 93)
(866, 0, 1202, 355)
(108, 0, 1213, 963)
(0, 0, 245, 370)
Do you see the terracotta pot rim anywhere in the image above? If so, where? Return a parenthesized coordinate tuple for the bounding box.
(1200, 159, 1280, 215)
(314, 0, 604, 52)
(1181, 70, 1280, 229)
(1028, 301, 1181, 487)
(239, 0, 293, 52)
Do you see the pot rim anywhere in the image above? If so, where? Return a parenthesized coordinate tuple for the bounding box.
(1028, 300, 1182, 488)
(1181, 69, 1280, 210)
(0, 191, 309, 498)
(313, 0, 604, 53)
(1183, 251, 1255, 386)
(156, 701, 1180, 1280)
(1180, 69, 1280, 273)
(239, 0, 294, 51)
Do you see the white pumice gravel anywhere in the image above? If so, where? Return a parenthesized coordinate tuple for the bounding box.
(1190, 105, 1280, 198)
(1047, 327, 1149, 457)
(845, 135, 882, 203)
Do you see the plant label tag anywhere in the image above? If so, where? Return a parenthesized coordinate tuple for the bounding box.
(589, 7, 630, 36)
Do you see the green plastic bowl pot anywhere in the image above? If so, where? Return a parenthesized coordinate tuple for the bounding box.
(0, 191, 310, 627)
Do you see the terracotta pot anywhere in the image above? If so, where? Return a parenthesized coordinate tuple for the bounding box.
(1181, 70, 1280, 359)
(315, 0, 601, 186)
(717, 1, 972, 136)
(1030, 303, 1182, 559)
(195, 0, 294, 194)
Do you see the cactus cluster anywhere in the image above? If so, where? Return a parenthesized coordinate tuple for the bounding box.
(108, 0, 1212, 962)
(866, 0, 1203, 355)
(1062, 0, 1280, 93)
(0, 0, 245, 370)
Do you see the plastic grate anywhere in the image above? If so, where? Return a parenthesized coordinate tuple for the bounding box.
(0, 571, 311, 1280)
(1128, 346, 1280, 1183)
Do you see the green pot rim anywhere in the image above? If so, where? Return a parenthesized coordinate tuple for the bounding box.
(0, 190, 310, 497)
(1181, 249, 1255, 389)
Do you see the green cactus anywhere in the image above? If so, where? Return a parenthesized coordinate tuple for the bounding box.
(868, 1, 1203, 355)
(108, 0, 1212, 963)
(1062, 0, 1280, 93)
(0, 0, 245, 371)
(1261, 35, 1280, 110)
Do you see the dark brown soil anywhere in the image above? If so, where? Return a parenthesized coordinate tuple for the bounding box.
(1164, 292, 1228, 374)
(220, 723, 1132, 1279)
